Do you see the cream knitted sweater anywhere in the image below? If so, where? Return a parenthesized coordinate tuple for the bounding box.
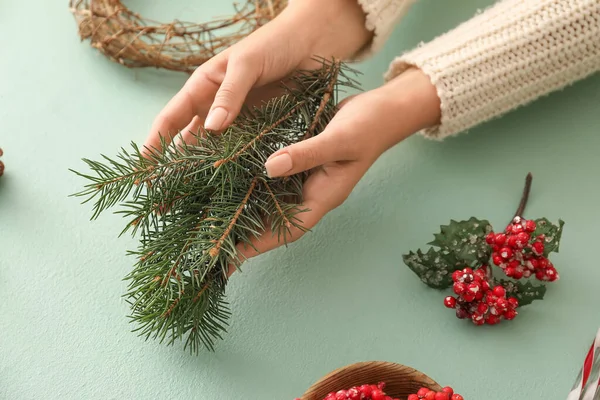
(357, 0, 600, 138)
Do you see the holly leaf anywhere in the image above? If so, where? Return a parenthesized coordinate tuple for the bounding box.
(496, 279, 547, 307)
(403, 248, 464, 289)
(428, 217, 493, 267)
(533, 218, 565, 256)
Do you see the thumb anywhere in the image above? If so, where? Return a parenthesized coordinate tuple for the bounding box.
(204, 58, 259, 132)
(265, 133, 341, 178)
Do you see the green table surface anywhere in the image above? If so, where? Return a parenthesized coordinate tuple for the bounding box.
(2, 1, 600, 399)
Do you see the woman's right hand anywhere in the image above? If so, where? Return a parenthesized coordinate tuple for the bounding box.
(144, 0, 372, 151)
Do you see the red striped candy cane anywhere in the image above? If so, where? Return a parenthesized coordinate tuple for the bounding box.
(567, 328, 600, 400)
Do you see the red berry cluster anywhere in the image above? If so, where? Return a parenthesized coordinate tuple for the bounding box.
(485, 217, 558, 282)
(445, 267, 519, 325)
(307, 382, 398, 400)
(407, 387, 463, 400)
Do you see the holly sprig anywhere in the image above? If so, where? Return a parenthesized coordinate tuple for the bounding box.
(402, 174, 564, 326)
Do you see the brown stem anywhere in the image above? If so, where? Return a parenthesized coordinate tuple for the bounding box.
(193, 283, 210, 302)
(208, 178, 258, 257)
(513, 173, 533, 219)
(303, 60, 340, 140)
(263, 180, 291, 228)
(162, 296, 181, 318)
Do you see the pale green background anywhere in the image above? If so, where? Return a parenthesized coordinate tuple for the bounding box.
(1, 1, 599, 399)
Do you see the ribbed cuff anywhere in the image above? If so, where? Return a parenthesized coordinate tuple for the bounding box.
(384, 0, 600, 139)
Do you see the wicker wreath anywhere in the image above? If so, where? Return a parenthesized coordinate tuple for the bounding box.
(69, 0, 287, 73)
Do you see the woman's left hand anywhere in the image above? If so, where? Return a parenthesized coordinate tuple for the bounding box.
(233, 67, 441, 266)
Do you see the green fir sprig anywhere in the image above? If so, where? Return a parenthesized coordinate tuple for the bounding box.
(71, 59, 361, 353)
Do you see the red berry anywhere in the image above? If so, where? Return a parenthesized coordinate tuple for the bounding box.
(492, 285, 506, 297)
(538, 257, 549, 268)
(535, 269, 546, 280)
(408, 395, 419, 400)
(377, 382, 386, 390)
(442, 387, 454, 396)
(492, 254, 504, 266)
(494, 233, 507, 245)
(508, 297, 519, 308)
(486, 294, 498, 306)
(505, 266, 516, 278)
(371, 389, 386, 400)
(452, 270, 463, 282)
(486, 314, 500, 325)
(507, 235, 518, 248)
(532, 241, 544, 255)
(444, 296, 457, 309)
(546, 267, 559, 281)
(525, 257, 539, 270)
(474, 269, 486, 280)
(496, 298, 509, 312)
(504, 309, 518, 320)
(417, 388, 431, 397)
(451, 395, 464, 400)
(424, 391, 437, 400)
(467, 282, 481, 294)
(463, 293, 476, 302)
(512, 268, 524, 279)
(347, 388, 360, 400)
(453, 282, 466, 295)
(471, 313, 485, 325)
(335, 391, 346, 400)
(476, 302, 488, 314)
(516, 232, 530, 247)
(511, 223, 524, 234)
(359, 385, 372, 396)
(485, 232, 495, 244)
(462, 267, 473, 275)
(435, 393, 450, 400)
(481, 280, 490, 291)
(499, 247, 513, 259)
(524, 219, 536, 232)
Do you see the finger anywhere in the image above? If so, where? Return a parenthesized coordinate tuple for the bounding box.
(174, 116, 203, 149)
(204, 57, 260, 132)
(264, 132, 351, 178)
(143, 57, 225, 152)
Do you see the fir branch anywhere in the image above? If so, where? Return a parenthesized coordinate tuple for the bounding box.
(71, 58, 360, 353)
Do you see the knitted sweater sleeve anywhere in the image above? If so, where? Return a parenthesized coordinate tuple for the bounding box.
(382, 0, 600, 139)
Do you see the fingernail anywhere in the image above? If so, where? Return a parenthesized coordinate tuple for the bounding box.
(265, 153, 293, 177)
(204, 107, 228, 131)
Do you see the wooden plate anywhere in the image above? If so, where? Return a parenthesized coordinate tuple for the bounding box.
(300, 361, 442, 400)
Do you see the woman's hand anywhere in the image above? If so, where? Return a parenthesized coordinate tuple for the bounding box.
(233, 68, 441, 267)
(143, 0, 372, 151)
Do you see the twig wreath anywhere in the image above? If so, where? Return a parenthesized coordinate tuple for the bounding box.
(68, 0, 287, 73)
